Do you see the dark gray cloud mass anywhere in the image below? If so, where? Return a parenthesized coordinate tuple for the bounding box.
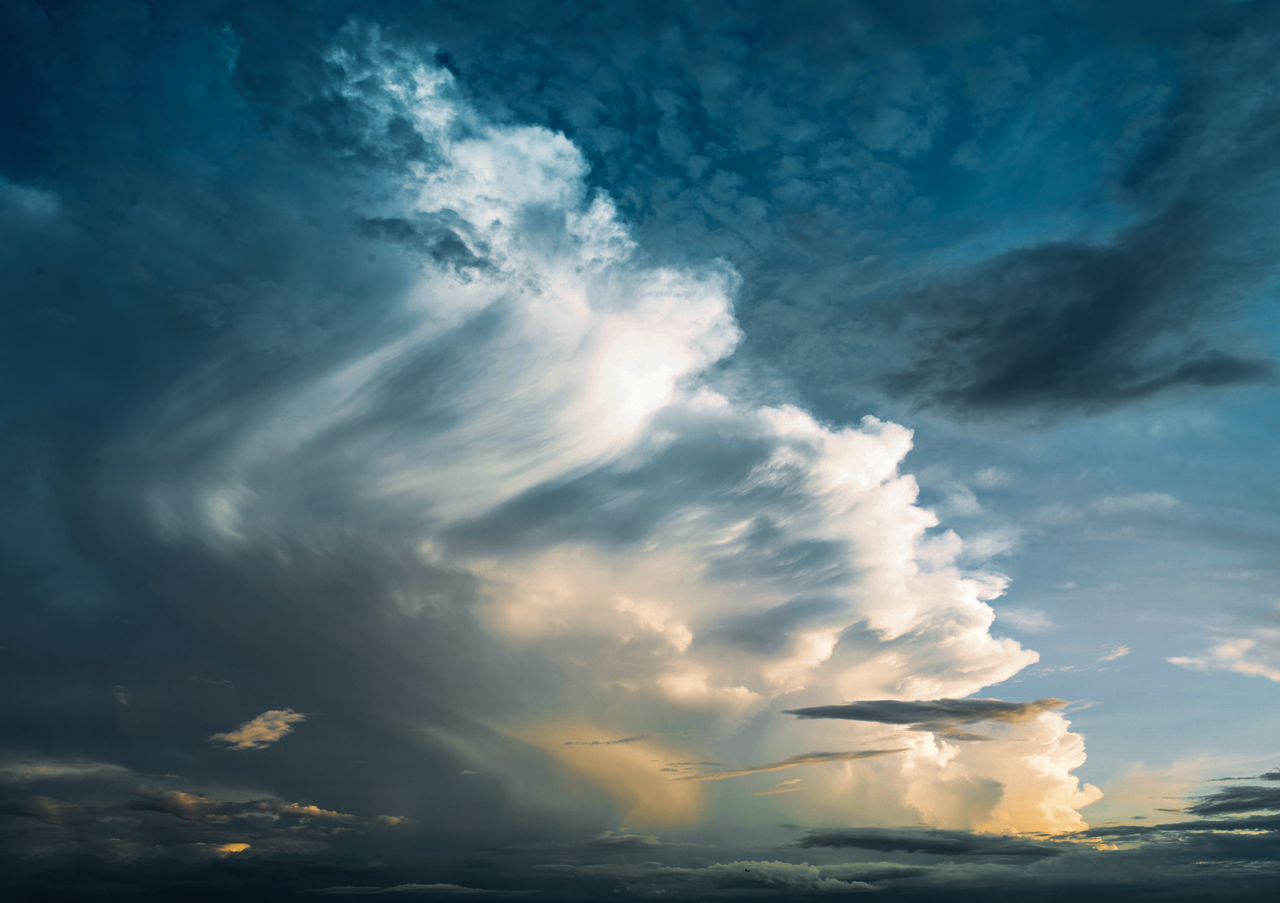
(785, 698, 1068, 739)
(884, 211, 1277, 415)
(1185, 784, 1280, 816)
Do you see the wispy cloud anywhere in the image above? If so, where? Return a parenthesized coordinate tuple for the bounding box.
(675, 749, 903, 782)
(997, 607, 1056, 633)
(209, 709, 306, 751)
(1088, 493, 1180, 516)
(564, 735, 652, 746)
(1099, 645, 1130, 662)
(1168, 627, 1280, 682)
(0, 760, 133, 783)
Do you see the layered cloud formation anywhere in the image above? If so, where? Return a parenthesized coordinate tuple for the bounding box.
(8, 3, 1280, 900)
(84, 33, 1099, 839)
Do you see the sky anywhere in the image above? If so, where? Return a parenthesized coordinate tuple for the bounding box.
(1, 1, 1279, 900)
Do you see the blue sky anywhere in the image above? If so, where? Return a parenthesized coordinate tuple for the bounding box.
(2, 1, 1279, 900)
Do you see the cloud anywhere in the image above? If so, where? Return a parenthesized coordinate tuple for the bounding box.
(996, 608, 1056, 634)
(1082, 812, 1280, 837)
(209, 708, 307, 750)
(676, 749, 905, 782)
(540, 859, 881, 895)
(1088, 493, 1179, 516)
(0, 8, 1138, 894)
(1168, 626, 1280, 681)
(883, 206, 1277, 418)
(82, 24, 1094, 841)
(128, 785, 405, 826)
(0, 760, 133, 782)
(785, 698, 1068, 740)
(1098, 645, 1130, 662)
(1185, 784, 1280, 816)
(0, 796, 100, 825)
(564, 735, 652, 746)
(796, 826, 1070, 858)
(313, 886, 536, 896)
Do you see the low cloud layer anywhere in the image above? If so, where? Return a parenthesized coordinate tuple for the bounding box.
(1185, 784, 1280, 817)
(796, 826, 1070, 857)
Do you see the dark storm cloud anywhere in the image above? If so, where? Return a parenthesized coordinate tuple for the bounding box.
(1185, 784, 1280, 816)
(796, 826, 1069, 857)
(1082, 813, 1280, 836)
(885, 207, 1277, 415)
(785, 697, 1067, 739)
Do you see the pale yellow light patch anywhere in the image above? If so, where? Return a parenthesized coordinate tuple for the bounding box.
(212, 843, 249, 855)
(515, 722, 701, 826)
(1078, 757, 1215, 827)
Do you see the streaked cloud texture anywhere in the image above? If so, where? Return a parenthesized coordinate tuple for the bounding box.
(3, 2, 1280, 900)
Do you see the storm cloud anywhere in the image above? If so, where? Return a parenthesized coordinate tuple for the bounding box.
(1185, 784, 1280, 817)
(5, 1, 1280, 901)
(785, 698, 1069, 740)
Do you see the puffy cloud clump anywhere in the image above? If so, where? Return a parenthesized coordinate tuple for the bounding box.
(209, 709, 306, 751)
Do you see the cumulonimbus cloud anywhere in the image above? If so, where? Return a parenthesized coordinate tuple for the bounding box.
(112, 31, 1097, 837)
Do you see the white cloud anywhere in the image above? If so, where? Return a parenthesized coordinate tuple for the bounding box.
(1168, 628, 1280, 682)
(209, 709, 306, 751)
(1098, 645, 1130, 662)
(961, 526, 1021, 560)
(971, 467, 1012, 488)
(996, 608, 1056, 633)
